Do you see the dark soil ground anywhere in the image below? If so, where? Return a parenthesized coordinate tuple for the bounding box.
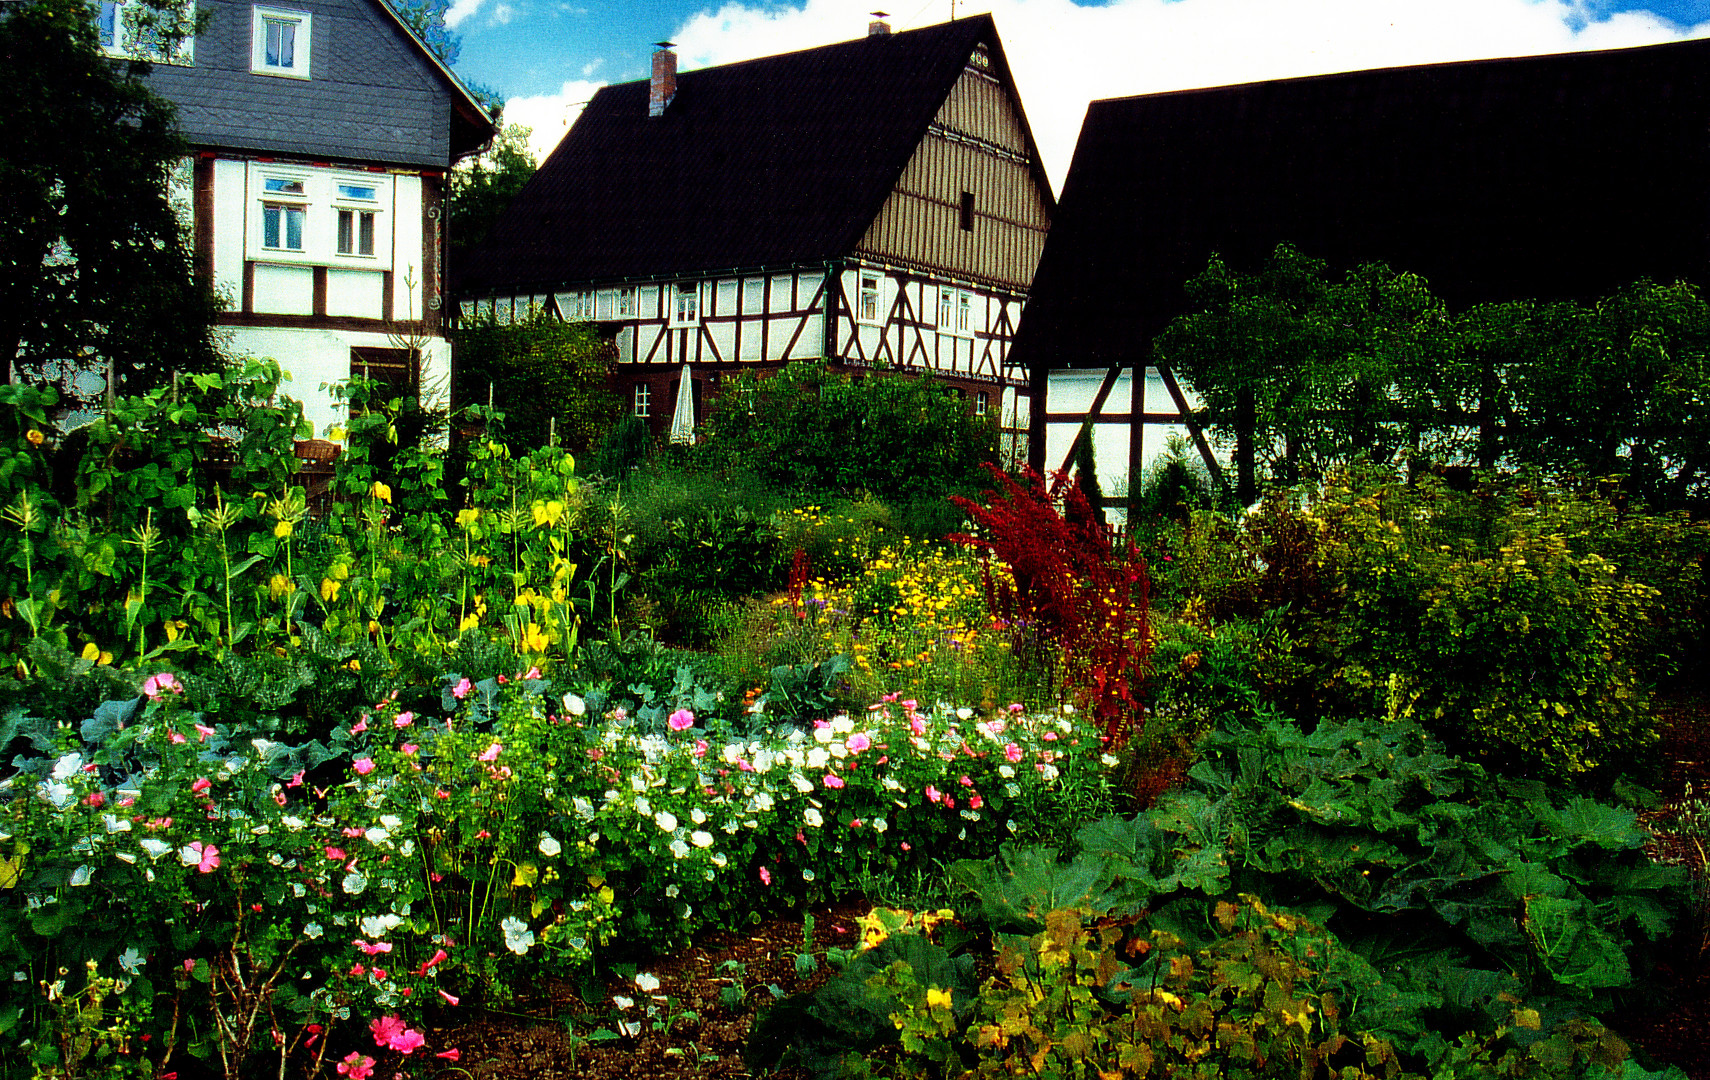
(408, 699, 1710, 1080)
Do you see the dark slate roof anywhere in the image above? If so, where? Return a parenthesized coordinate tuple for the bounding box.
(1014, 36, 1710, 375)
(458, 16, 1002, 296)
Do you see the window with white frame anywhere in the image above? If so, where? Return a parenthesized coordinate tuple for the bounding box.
(615, 287, 636, 318)
(100, 0, 195, 63)
(975, 390, 990, 416)
(247, 164, 394, 269)
(938, 286, 973, 337)
(559, 291, 594, 320)
(670, 282, 700, 326)
(334, 182, 379, 257)
(633, 383, 651, 417)
(957, 290, 972, 334)
(252, 6, 311, 79)
(858, 273, 881, 324)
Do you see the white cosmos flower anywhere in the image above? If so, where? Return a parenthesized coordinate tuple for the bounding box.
(711, 852, 727, 867)
(655, 811, 678, 832)
(831, 715, 854, 734)
(501, 916, 535, 955)
(690, 830, 714, 848)
(752, 792, 775, 812)
(342, 871, 368, 895)
(634, 796, 652, 816)
(635, 972, 660, 992)
(669, 838, 691, 859)
(50, 754, 83, 781)
(1101, 753, 1120, 767)
(871, 817, 888, 833)
(690, 807, 706, 824)
(103, 814, 131, 834)
(790, 774, 814, 794)
(538, 833, 562, 857)
(813, 725, 833, 744)
(806, 748, 829, 769)
(803, 808, 823, 828)
(612, 994, 634, 1009)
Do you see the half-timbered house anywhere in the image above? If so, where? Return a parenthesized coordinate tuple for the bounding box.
(455, 14, 1053, 452)
(107, 0, 497, 437)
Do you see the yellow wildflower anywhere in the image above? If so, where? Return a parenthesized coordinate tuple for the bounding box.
(25, 430, 43, 447)
(273, 520, 293, 540)
(269, 573, 293, 600)
(319, 577, 341, 602)
(925, 987, 953, 1011)
(456, 507, 481, 528)
(370, 481, 392, 504)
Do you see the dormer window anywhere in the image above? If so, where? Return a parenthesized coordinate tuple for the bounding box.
(252, 7, 311, 79)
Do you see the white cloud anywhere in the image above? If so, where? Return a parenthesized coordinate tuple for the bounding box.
(446, 0, 486, 30)
(581, 57, 603, 77)
(503, 79, 605, 162)
(490, 2, 515, 24)
(667, 0, 1710, 192)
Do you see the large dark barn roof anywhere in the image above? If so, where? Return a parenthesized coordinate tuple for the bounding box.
(457, 16, 1004, 297)
(1014, 36, 1710, 374)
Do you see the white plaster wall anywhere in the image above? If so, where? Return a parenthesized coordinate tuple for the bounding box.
(326, 268, 385, 318)
(226, 325, 451, 440)
(1042, 368, 1214, 510)
(253, 263, 314, 314)
(392, 175, 425, 321)
(212, 159, 247, 306)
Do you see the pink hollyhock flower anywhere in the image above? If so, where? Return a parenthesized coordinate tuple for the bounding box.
(350, 717, 368, 734)
(394, 712, 414, 728)
(417, 948, 449, 975)
(1004, 743, 1024, 763)
(193, 723, 216, 742)
(336, 1052, 375, 1079)
(958, 775, 973, 787)
(438, 989, 460, 1005)
(823, 774, 845, 790)
(478, 743, 502, 762)
(925, 785, 941, 803)
(352, 758, 375, 775)
(400, 743, 418, 756)
(668, 709, 695, 731)
(847, 733, 871, 753)
(437, 1049, 462, 1062)
(452, 677, 473, 700)
(369, 1015, 406, 1049)
(759, 866, 772, 886)
(969, 794, 984, 810)
(142, 672, 182, 701)
(325, 846, 346, 861)
(188, 841, 219, 873)
(190, 777, 211, 795)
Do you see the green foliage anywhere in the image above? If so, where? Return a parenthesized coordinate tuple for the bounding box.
(447, 122, 534, 260)
(452, 310, 620, 452)
(699, 362, 998, 512)
(0, 0, 223, 401)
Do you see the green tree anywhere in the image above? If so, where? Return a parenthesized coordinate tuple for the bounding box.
(386, 0, 459, 65)
(452, 311, 618, 451)
(448, 123, 536, 266)
(0, 0, 223, 402)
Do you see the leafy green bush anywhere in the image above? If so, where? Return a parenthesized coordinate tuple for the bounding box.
(452, 310, 620, 452)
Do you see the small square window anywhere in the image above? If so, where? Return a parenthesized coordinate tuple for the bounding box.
(858, 274, 881, 324)
(633, 383, 651, 417)
(671, 282, 699, 326)
(252, 7, 311, 79)
(974, 390, 990, 416)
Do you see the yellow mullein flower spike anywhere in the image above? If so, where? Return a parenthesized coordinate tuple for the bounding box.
(458, 612, 481, 632)
(269, 574, 293, 601)
(370, 481, 392, 504)
(320, 578, 341, 603)
(456, 507, 480, 528)
(273, 520, 293, 540)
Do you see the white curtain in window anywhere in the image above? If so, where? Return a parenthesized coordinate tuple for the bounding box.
(668, 364, 695, 445)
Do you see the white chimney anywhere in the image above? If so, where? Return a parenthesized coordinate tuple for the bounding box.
(650, 42, 677, 117)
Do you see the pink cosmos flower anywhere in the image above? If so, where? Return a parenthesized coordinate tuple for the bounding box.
(692, 739, 708, 758)
(337, 1052, 375, 1080)
(369, 1015, 406, 1049)
(168, 731, 186, 744)
(925, 785, 941, 803)
(813, 719, 831, 730)
(910, 716, 927, 736)
(523, 666, 542, 680)
(417, 949, 449, 975)
(958, 775, 973, 787)
(847, 733, 871, 753)
(969, 794, 984, 810)
(188, 841, 219, 873)
(881, 693, 899, 703)
(901, 699, 918, 710)
(400, 743, 418, 756)
(193, 723, 216, 742)
(342, 826, 364, 838)
(142, 672, 182, 701)
(452, 677, 473, 700)
(389, 1027, 425, 1054)
(353, 940, 392, 955)
(668, 708, 695, 731)
(1007, 703, 1025, 713)
(478, 743, 502, 762)
(1004, 743, 1024, 763)
(438, 989, 460, 1005)
(944, 796, 956, 810)
(351, 717, 368, 734)
(823, 774, 845, 789)
(325, 846, 346, 861)
(759, 866, 772, 885)
(394, 712, 414, 728)
(437, 1049, 462, 1062)
(190, 777, 211, 795)
(352, 758, 375, 775)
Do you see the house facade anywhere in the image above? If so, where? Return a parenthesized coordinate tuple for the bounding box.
(456, 16, 1052, 456)
(108, 0, 496, 437)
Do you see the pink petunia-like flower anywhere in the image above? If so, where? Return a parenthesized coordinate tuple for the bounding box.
(438, 989, 460, 1005)
(1004, 743, 1024, 763)
(353, 940, 393, 955)
(847, 733, 871, 753)
(759, 866, 772, 886)
(436, 1049, 462, 1062)
(325, 846, 346, 861)
(190, 777, 211, 795)
(523, 666, 542, 680)
(193, 723, 216, 742)
(969, 793, 984, 809)
(925, 785, 941, 803)
(400, 743, 418, 756)
(417, 948, 449, 976)
(478, 743, 502, 762)
(389, 1027, 426, 1054)
(394, 712, 414, 728)
(352, 758, 375, 775)
(1007, 703, 1025, 713)
(369, 1015, 406, 1048)
(185, 841, 219, 873)
(910, 716, 927, 736)
(168, 731, 186, 744)
(350, 716, 368, 734)
(452, 677, 473, 700)
(958, 775, 973, 786)
(668, 708, 695, 731)
(337, 1052, 375, 1080)
(287, 769, 305, 788)
(350, 963, 366, 976)
(142, 672, 183, 701)
(692, 739, 708, 758)
(823, 774, 845, 790)
(944, 796, 956, 810)
(1043, 731, 1058, 741)
(342, 827, 364, 838)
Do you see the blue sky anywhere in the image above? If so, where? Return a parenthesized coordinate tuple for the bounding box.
(444, 0, 1710, 189)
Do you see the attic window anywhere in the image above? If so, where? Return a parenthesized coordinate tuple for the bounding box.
(959, 191, 975, 232)
(252, 6, 311, 79)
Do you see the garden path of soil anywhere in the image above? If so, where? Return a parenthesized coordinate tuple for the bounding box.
(423, 699, 1710, 1080)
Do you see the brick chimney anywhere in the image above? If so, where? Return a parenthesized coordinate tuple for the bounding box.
(650, 42, 676, 117)
(868, 10, 891, 36)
